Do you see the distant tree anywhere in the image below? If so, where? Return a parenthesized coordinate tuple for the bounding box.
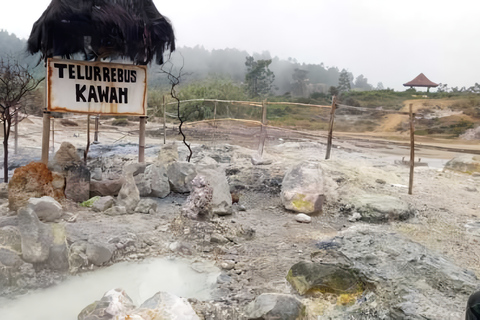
(244, 56, 275, 98)
(328, 86, 339, 97)
(291, 68, 309, 97)
(0, 57, 43, 182)
(337, 69, 351, 93)
(436, 83, 449, 93)
(354, 74, 373, 91)
(376, 82, 384, 90)
(468, 83, 480, 93)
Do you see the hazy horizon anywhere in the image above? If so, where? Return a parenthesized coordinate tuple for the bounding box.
(1, 0, 479, 91)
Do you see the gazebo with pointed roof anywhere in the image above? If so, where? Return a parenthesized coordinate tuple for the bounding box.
(403, 73, 438, 92)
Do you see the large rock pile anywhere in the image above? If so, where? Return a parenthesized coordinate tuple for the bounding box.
(78, 289, 200, 320)
(286, 225, 479, 319)
(8, 162, 65, 211)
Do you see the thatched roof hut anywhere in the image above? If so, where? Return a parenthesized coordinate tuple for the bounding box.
(27, 0, 175, 65)
(403, 73, 438, 89)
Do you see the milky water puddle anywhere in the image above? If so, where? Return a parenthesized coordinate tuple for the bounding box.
(0, 257, 220, 320)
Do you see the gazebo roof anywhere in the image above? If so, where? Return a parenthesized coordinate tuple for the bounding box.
(403, 73, 438, 88)
(27, 0, 175, 65)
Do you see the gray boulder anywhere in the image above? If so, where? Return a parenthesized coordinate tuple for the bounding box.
(135, 198, 158, 214)
(0, 225, 22, 253)
(104, 206, 127, 216)
(158, 142, 179, 164)
(314, 226, 480, 319)
(349, 194, 413, 222)
(27, 196, 63, 222)
(0, 182, 8, 198)
(86, 242, 114, 266)
(444, 154, 480, 174)
(68, 241, 88, 273)
(196, 158, 232, 215)
(134, 173, 151, 196)
(244, 293, 306, 320)
(17, 207, 53, 264)
(78, 288, 136, 320)
(286, 261, 366, 295)
(135, 291, 200, 320)
(92, 196, 114, 212)
(90, 178, 125, 197)
(65, 164, 91, 203)
(281, 161, 325, 214)
(116, 172, 140, 214)
(167, 161, 196, 193)
(146, 163, 170, 198)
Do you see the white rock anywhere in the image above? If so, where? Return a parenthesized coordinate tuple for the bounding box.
(295, 213, 312, 223)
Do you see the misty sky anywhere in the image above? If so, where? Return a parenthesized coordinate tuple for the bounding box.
(1, 0, 479, 91)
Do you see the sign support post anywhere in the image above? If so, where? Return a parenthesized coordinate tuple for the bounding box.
(139, 116, 147, 163)
(41, 111, 51, 164)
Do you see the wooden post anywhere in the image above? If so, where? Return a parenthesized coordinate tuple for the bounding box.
(163, 95, 166, 144)
(14, 109, 18, 155)
(213, 100, 217, 128)
(257, 100, 268, 157)
(409, 103, 415, 195)
(213, 101, 218, 146)
(94, 115, 99, 142)
(50, 116, 55, 154)
(325, 96, 337, 160)
(84, 114, 91, 163)
(41, 111, 51, 164)
(139, 116, 146, 163)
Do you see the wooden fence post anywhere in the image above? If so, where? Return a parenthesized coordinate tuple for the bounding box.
(257, 100, 268, 157)
(325, 96, 337, 160)
(14, 110, 18, 155)
(94, 115, 99, 142)
(163, 95, 166, 144)
(50, 116, 55, 154)
(409, 103, 415, 195)
(41, 110, 51, 164)
(84, 114, 91, 163)
(139, 116, 147, 163)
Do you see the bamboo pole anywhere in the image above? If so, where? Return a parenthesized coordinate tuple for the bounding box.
(409, 103, 415, 195)
(139, 116, 146, 163)
(41, 111, 51, 164)
(213, 101, 218, 147)
(50, 116, 55, 154)
(14, 109, 18, 155)
(163, 95, 166, 144)
(325, 96, 337, 160)
(257, 100, 268, 157)
(84, 114, 90, 163)
(94, 115, 99, 142)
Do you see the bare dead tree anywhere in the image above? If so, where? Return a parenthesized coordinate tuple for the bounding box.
(0, 57, 43, 182)
(160, 58, 193, 162)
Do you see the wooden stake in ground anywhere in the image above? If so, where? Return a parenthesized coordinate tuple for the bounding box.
(84, 114, 91, 163)
(409, 103, 415, 195)
(139, 116, 146, 163)
(50, 116, 55, 154)
(94, 115, 99, 142)
(41, 110, 51, 164)
(257, 100, 268, 157)
(14, 109, 18, 155)
(163, 95, 167, 144)
(325, 95, 337, 160)
(213, 100, 217, 146)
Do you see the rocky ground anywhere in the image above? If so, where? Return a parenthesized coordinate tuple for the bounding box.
(1, 115, 480, 319)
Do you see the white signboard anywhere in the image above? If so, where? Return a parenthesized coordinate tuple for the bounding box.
(47, 58, 147, 115)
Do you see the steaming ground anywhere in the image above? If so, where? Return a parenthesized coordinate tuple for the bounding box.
(2, 115, 480, 318)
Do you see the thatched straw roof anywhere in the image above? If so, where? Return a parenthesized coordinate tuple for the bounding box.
(403, 73, 438, 88)
(27, 0, 175, 65)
